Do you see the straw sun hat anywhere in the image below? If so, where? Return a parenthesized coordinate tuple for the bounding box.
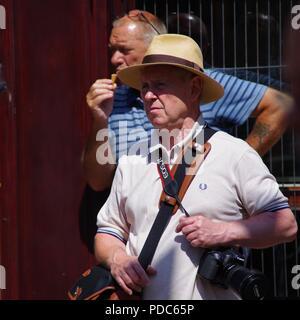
(117, 34, 224, 104)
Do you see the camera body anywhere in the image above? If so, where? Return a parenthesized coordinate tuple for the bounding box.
(198, 247, 269, 300)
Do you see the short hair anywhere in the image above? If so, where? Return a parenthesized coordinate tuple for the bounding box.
(113, 10, 167, 44)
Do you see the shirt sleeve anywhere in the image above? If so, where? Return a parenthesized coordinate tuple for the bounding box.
(235, 147, 290, 216)
(96, 164, 129, 243)
(201, 69, 267, 131)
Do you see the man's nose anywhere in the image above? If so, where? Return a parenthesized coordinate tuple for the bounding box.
(144, 89, 157, 100)
(111, 51, 124, 66)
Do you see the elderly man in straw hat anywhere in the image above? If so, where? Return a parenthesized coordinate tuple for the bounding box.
(94, 34, 297, 300)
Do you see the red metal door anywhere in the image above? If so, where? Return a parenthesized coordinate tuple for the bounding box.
(0, 0, 112, 299)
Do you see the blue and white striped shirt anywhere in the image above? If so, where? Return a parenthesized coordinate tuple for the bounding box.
(108, 69, 267, 162)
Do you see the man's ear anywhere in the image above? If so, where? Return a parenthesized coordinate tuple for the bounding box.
(190, 76, 203, 103)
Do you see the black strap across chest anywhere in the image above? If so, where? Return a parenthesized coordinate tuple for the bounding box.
(138, 127, 216, 269)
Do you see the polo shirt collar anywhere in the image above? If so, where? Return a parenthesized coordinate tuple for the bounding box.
(148, 115, 206, 163)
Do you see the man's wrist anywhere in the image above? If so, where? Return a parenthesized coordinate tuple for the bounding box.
(109, 247, 127, 268)
(224, 221, 248, 247)
(92, 116, 109, 130)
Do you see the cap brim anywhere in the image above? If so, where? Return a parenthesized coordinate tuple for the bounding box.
(117, 62, 224, 104)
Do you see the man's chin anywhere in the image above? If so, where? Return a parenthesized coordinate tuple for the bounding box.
(149, 119, 166, 130)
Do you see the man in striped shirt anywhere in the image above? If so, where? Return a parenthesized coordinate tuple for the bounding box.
(83, 10, 292, 193)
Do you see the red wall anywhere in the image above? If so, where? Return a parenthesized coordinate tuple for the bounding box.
(0, 0, 127, 299)
(0, 0, 19, 299)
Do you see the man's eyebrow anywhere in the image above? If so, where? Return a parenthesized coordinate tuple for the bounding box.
(108, 43, 128, 50)
(108, 43, 118, 50)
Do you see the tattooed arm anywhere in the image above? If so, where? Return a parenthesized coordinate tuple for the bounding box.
(246, 88, 294, 156)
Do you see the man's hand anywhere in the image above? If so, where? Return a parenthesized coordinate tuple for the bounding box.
(176, 215, 229, 248)
(110, 249, 156, 296)
(82, 79, 117, 191)
(86, 79, 117, 124)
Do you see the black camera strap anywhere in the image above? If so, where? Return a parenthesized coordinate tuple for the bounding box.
(156, 150, 190, 217)
(138, 127, 216, 270)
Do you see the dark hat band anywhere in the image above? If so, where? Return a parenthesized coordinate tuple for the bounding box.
(142, 54, 204, 72)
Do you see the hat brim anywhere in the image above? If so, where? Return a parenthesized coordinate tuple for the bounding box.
(117, 62, 224, 104)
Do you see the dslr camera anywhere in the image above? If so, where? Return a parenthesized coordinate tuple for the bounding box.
(198, 247, 269, 300)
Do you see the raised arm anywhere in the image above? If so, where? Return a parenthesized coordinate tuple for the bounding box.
(246, 88, 294, 156)
(82, 79, 117, 191)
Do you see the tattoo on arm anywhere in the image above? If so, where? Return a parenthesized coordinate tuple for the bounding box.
(251, 122, 271, 146)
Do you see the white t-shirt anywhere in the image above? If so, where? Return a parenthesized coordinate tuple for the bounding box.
(97, 119, 289, 300)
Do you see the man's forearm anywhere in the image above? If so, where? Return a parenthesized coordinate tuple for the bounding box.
(246, 89, 293, 156)
(82, 120, 116, 191)
(94, 233, 127, 269)
(226, 209, 297, 249)
(94, 233, 154, 295)
(246, 115, 286, 156)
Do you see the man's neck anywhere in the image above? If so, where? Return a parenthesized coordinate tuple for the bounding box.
(159, 116, 200, 151)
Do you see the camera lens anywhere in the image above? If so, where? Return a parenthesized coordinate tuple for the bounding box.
(226, 265, 269, 300)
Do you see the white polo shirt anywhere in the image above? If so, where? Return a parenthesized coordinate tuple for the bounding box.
(97, 117, 289, 300)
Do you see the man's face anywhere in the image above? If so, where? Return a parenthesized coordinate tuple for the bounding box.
(140, 66, 200, 129)
(109, 21, 149, 72)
